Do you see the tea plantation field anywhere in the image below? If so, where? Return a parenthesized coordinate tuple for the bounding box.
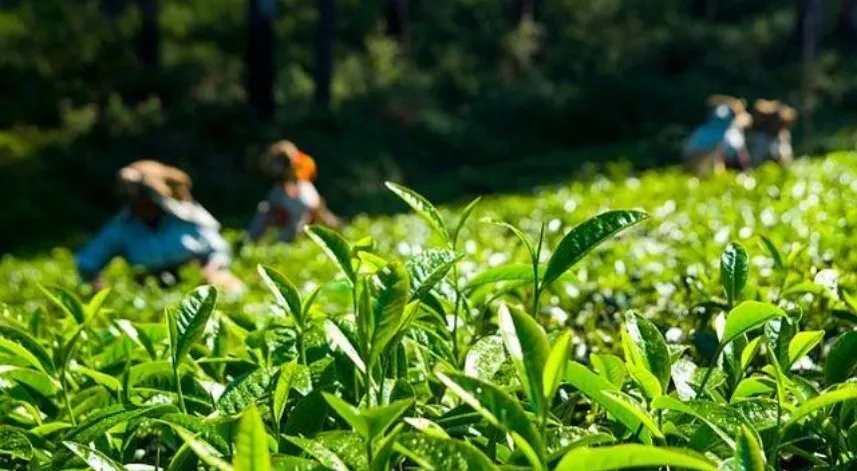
(2, 153, 857, 470)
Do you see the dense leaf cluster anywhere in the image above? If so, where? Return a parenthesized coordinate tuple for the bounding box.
(3, 154, 857, 469)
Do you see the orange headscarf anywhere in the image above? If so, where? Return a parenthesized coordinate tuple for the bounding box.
(262, 140, 318, 182)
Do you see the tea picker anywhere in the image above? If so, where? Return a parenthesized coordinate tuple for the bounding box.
(246, 140, 341, 243)
(75, 160, 246, 297)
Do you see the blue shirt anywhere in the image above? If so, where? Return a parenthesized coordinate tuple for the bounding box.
(75, 208, 232, 279)
(683, 106, 746, 160)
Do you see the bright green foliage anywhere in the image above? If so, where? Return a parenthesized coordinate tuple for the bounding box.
(3, 155, 857, 469)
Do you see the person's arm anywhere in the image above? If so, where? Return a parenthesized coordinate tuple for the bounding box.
(75, 216, 124, 286)
(312, 199, 341, 229)
(199, 229, 247, 298)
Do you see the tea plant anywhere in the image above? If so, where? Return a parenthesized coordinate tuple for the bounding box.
(2, 153, 857, 470)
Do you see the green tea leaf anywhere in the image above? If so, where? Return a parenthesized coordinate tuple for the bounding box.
(282, 436, 349, 471)
(258, 265, 303, 324)
(172, 285, 218, 365)
(405, 249, 460, 301)
(361, 399, 413, 441)
(271, 456, 329, 471)
(305, 225, 355, 284)
(0, 322, 56, 374)
(217, 368, 275, 415)
(482, 219, 537, 263)
(324, 320, 366, 374)
(825, 332, 857, 386)
(784, 385, 857, 429)
(385, 182, 449, 242)
(564, 362, 654, 441)
(732, 425, 766, 471)
(65, 404, 176, 444)
(721, 241, 749, 306)
(555, 444, 717, 471)
(171, 423, 234, 471)
(498, 303, 550, 414)
(64, 441, 128, 471)
(787, 330, 824, 368)
(601, 391, 663, 439)
(451, 196, 482, 245)
(0, 365, 61, 396)
(758, 235, 783, 270)
(543, 331, 572, 402)
(626, 362, 662, 400)
(464, 335, 506, 381)
(436, 371, 543, 457)
(466, 264, 540, 290)
(39, 285, 86, 324)
(590, 353, 626, 388)
(369, 261, 410, 363)
(322, 393, 367, 438)
(723, 301, 786, 346)
(272, 361, 299, 432)
(651, 396, 749, 449)
(234, 405, 271, 471)
(72, 364, 121, 393)
(0, 426, 33, 460)
(622, 311, 670, 391)
(395, 433, 499, 471)
(85, 288, 112, 319)
(542, 210, 649, 287)
(0, 338, 49, 374)
(156, 414, 230, 454)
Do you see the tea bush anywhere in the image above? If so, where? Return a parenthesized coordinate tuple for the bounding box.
(2, 153, 857, 470)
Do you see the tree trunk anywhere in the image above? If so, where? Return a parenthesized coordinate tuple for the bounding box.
(513, 0, 533, 26)
(692, 0, 716, 20)
(837, 0, 857, 38)
(314, 0, 335, 108)
(801, 0, 823, 143)
(246, 0, 276, 120)
(384, 0, 408, 46)
(101, 0, 129, 17)
(138, 0, 159, 71)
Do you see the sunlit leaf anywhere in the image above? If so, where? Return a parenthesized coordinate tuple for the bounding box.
(234, 405, 271, 471)
(305, 225, 355, 284)
(385, 182, 449, 242)
(622, 311, 670, 391)
(436, 371, 544, 457)
(721, 242, 749, 306)
(64, 441, 128, 471)
(258, 265, 303, 324)
(825, 332, 857, 386)
(172, 286, 218, 365)
(498, 302, 550, 414)
(723, 301, 786, 346)
(542, 210, 649, 287)
(555, 444, 717, 471)
(395, 432, 499, 471)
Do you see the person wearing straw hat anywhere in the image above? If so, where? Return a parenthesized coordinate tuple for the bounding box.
(683, 94, 753, 178)
(75, 160, 246, 296)
(748, 98, 797, 168)
(247, 140, 340, 243)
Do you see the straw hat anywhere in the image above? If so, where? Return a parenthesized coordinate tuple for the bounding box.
(707, 94, 752, 128)
(753, 99, 798, 133)
(117, 160, 219, 229)
(261, 140, 318, 182)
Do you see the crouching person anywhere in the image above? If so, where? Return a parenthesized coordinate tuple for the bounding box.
(75, 160, 246, 297)
(749, 99, 797, 168)
(683, 95, 753, 178)
(247, 140, 340, 243)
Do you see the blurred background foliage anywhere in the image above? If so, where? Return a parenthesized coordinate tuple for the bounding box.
(0, 0, 855, 253)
